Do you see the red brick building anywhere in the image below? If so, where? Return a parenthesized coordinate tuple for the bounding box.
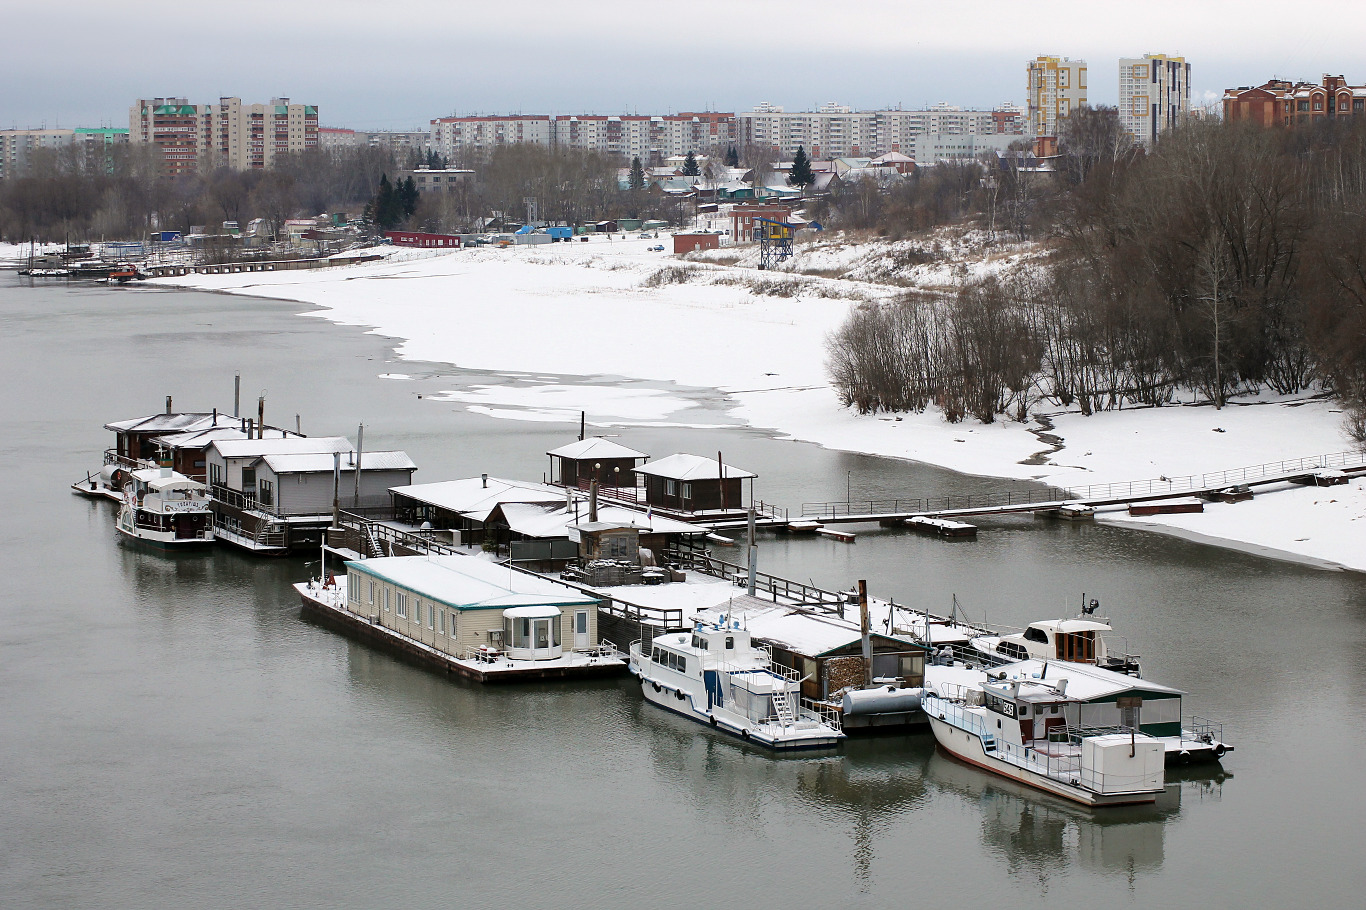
(1224, 75, 1366, 127)
(730, 204, 797, 243)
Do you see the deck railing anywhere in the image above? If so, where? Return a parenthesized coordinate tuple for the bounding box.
(663, 547, 846, 611)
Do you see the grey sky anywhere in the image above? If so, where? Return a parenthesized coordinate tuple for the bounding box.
(2, 1, 1358, 131)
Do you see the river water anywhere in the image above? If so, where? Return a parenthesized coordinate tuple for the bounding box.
(2, 279, 1363, 908)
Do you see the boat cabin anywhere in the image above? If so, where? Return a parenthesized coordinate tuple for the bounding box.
(989, 619, 1138, 674)
(977, 659, 1184, 739)
(547, 438, 648, 488)
(633, 453, 756, 515)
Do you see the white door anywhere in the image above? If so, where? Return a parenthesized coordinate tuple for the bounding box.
(573, 611, 590, 649)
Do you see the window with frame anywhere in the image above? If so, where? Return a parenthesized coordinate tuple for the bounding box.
(368, 580, 375, 605)
(209, 463, 222, 486)
(681, 482, 692, 500)
(665, 479, 677, 496)
(396, 592, 407, 618)
(258, 479, 273, 507)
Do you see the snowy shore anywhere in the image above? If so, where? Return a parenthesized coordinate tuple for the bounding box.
(145, 236, 1366, 572)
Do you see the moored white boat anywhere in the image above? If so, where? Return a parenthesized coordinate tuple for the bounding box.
(629, 618, 844, 750)
(970, 610, 1142, 677)
(116, 468, 214, 547)
(922, 672, 1167, 807)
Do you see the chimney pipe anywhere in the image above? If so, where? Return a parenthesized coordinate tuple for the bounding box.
(481, 472, 488, 489)
(233, 372, 241, 418)
(165, 395, 172, 415)
(354, 424, 364, 505)
(257, 396, 265, 440)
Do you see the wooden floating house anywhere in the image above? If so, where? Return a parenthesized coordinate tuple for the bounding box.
(484, 501, 705, 572)
(633, 453, 757, 520)
(296, 554, 625, 682)
(208, 437, 416, 554)
(547, 437, 648, 488)
(390, 476, 566, 548)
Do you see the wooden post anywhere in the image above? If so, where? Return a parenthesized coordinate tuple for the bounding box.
(859, 579, 872, 686)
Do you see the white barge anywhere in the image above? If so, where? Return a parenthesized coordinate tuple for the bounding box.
(629, 618, 845, 750)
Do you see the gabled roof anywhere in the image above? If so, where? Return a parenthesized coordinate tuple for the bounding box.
(348, 555, 597, 611)
(260, 450, 416, 474)
(106, 412, 221, 434)
(634, 453, 756, 481)
(154, 426, 288, 449)
(390, 477, 565, 522)
(211, 436, 353, 459)
(491, 501, 702, 539)
(547, 437, 648, 461)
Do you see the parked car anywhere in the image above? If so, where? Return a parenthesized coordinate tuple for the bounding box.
(649, 244, 665, 252)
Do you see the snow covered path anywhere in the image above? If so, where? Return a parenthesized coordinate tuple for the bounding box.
(146, 237, 1366, 572)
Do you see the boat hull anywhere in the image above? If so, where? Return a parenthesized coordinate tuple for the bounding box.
(116, 523, 215, 548)
(634, 670, 842, 751)
(926, 715, 1158, 807)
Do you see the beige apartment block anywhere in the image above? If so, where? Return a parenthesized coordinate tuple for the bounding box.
(130, 96, 318, 175)
(1120, 54, 1191, 148)
(1027, 56, 1088, 140)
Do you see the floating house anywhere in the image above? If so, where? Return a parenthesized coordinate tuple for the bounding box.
(633, 453, 756, 518)
(547, 437, 648, 488)
(207, 437, 416, 553)
(390, 476, 565, 547)
(296, 554, 625, 682)
(483, 501, 703, 569)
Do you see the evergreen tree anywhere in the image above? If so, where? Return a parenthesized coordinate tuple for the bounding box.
(629, 156, 646, 191)
(725, 145, 739, 168)
(371, 173, 401, 230)
(788, 146, 815, 189)
(400, 176, 419, 218)
(682, 151, 700, 176)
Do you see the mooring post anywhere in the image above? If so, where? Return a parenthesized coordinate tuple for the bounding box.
(859, 579, 872, 685)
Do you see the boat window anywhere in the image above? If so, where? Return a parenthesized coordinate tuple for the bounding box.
(1050, 705, 1059, 714)
(652, 647, 662, 664)
(1023, 626, 1049, 644)
(691, 635, 704, 650)
(725, 637, 734, 650)
(1019, 704, 1029, 717)
(677, 656, 687, 674)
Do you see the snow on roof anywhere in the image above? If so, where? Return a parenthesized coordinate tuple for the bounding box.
(546, 437, 648, 460)
(390, 477, 565, 521)
(106, 412, 221, 433)
(634, 453, 756, 481)
(494, 501, 701, 538)
(979, 658, 1184, 701)
(153, 426, 287, 449)
(261, 450, 416, 474)
(130, 468, 205, 492)
(212, 436, 353, 459)
(347, 555, 597, 611)
(1029, 618, 1115, 634)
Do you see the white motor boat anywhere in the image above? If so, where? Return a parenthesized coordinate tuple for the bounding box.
(629, 618, 844, 751)
(922, 670, 1167, 807)
(116, 468, 214, 547)
(969, 600, 1141, 676)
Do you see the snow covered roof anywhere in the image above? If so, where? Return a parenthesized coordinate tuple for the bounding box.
(871, 152, 915, 164)
(980, 659, 1184, 701)
(493, 502, 701, 539)
(390, 477, 565, 522)
(212, 436, 353, 459)
(634, 453, 756, 481)
(106, 412, 221, 434)
(547, 437, 648, 460)
(348, 555, 597, 611)
(153, 426, 287, 449)
(130, 468, 205, 493)
(261, 450, 416, 474)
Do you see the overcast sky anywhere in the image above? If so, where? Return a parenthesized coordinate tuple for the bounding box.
(3, 1, 1359, 131)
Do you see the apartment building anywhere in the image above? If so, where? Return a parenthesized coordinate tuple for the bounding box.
(1027, 56, 1087, 140)
(1119, 54, 1191, 147)
(429, 112, 733, 162)
(0, 128, 74, 179)
(735, 102, 1023, 160)
(1223, 74, 1366, 127)
(129, 97, 319, 175)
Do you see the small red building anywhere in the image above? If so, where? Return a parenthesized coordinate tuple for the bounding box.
(672, 233, 720, 255)
(386, 231, 462, 248)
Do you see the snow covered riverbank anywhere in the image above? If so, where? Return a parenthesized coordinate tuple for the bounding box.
(145, 236, 1366, 572)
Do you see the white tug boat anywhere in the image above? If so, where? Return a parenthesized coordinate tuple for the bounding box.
(923, 667, 1168, 807)
(116, 468, 215, 547)
(969, 600, 1142, 677)
(629, 618, 844, 751)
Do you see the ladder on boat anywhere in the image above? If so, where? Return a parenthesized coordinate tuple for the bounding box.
(772, 691, 797, 728)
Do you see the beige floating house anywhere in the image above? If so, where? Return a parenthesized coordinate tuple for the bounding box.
(298, 554, 625, 681)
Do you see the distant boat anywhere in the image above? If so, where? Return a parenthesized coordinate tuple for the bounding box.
(629, 618, 844, 750)
(116, 468, 214, 548)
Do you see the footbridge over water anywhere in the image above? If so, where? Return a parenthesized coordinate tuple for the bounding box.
(699, 449, 1366, 532)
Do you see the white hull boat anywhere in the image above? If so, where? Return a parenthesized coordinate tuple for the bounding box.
(116, 468, 214, 548)
(629, 619, 844, 751)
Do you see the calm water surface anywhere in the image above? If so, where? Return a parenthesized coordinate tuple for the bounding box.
(2, 279, 1363, 908)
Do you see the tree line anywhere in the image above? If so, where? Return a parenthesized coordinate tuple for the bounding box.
(827, 113, 1366, 439)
